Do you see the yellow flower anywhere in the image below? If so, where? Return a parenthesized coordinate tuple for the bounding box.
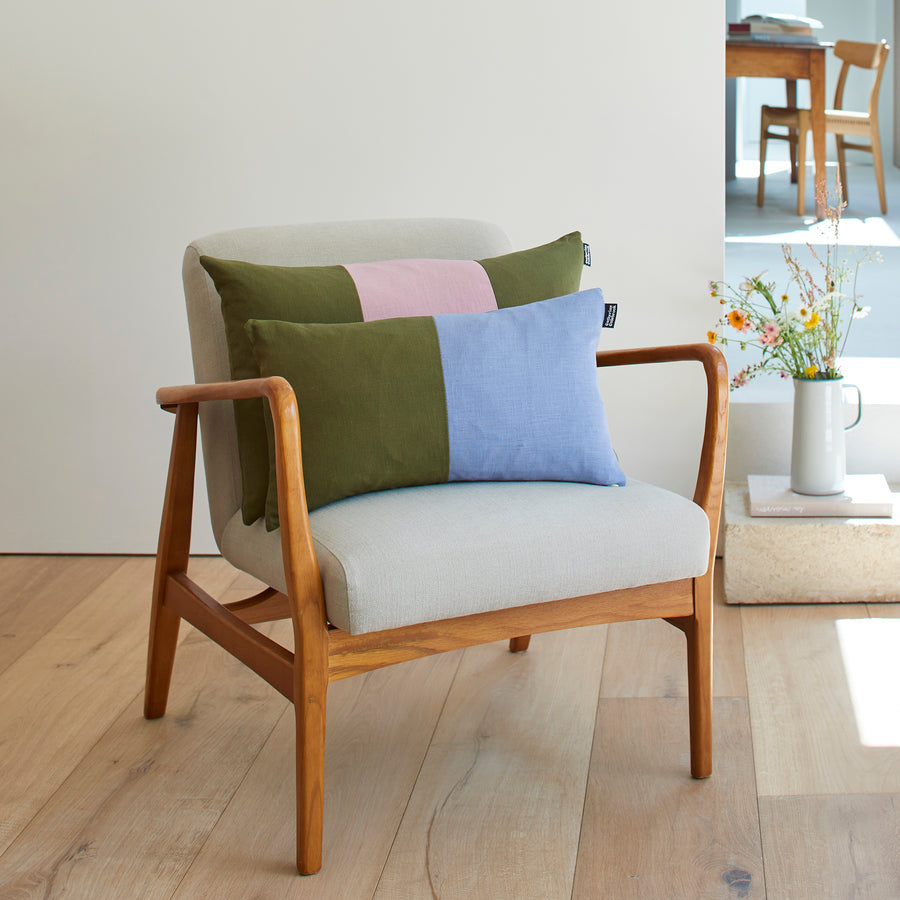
(804, 365, 818, 379)
(804, 311, 821, 329)
(707, 331, 718, 344)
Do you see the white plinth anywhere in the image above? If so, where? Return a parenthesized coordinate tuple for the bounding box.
(723, 482, 900, 604)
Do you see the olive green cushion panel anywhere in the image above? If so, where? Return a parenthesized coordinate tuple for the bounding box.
(480, 231, 585, 308)
(246, 316, 450, 518)
(200, 256, 364, 523)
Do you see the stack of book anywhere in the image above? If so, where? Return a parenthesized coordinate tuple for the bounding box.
(747, 474, 895, 518)
(728, 13, 824, 43)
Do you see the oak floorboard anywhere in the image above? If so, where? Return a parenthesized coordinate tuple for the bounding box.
(0, 618, 290, 899)
(867, 602, 900, 618)
(572, 697, 764, 899)
(7, 555, 899, 897)
(373, 625, 608, 900)
(0, 555, 125, 675)
(0, 556, 241, 857)
(742, 603, 900, 796)
(600, 567, 746, 699)
(171, 650, 462, 898)
(759, 793, 900, 899)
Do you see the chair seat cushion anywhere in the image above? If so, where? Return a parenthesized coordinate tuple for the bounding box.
(220, 479, 710, 634)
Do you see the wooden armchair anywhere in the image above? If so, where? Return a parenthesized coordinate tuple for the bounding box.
(145, 218, 728, 874)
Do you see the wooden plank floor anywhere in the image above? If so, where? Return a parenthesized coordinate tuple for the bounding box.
(0, 557, 898, 898)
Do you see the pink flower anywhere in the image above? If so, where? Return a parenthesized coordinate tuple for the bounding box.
(759, 322, 782, 346)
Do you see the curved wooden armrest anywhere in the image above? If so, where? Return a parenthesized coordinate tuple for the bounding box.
(157, 376, 295, 411)
(156, 376, 323, 621)
(595, 342, 725, 372)
(595, 343, 729, 557)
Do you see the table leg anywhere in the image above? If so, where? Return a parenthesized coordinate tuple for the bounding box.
(808, 49, 827, 218)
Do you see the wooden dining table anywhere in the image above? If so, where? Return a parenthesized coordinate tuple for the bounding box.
(726, 40, 830, 218)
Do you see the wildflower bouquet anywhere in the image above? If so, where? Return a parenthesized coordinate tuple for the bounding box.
(708, 184, 879, 390)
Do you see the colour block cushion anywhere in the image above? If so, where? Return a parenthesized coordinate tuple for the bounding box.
(244, 289, 625, 527)
(200, 231, 585, 525)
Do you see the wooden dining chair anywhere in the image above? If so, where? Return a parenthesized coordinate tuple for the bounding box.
(758, 39, 890, 214)
(145, 218, 728, 874)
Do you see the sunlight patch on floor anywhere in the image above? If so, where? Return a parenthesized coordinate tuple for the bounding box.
(735, 160, 791, 179)
(728, 160, 900, 246)
(836, 618, 900, 748)
(725, 217, 900, 247)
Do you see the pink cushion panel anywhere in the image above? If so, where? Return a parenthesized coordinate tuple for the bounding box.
(345, 259, 498, 321)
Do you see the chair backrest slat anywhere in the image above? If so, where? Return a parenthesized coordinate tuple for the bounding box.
(832, 40, 890, 114)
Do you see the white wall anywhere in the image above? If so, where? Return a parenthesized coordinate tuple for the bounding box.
(1, 1, 725, 553)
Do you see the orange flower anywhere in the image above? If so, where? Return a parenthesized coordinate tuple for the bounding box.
(707, 331, 718, 344)
(727, 309, 751, 332)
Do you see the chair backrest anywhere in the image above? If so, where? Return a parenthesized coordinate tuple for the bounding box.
(832, 39, 890, 115)
(182, 218, 513, 544)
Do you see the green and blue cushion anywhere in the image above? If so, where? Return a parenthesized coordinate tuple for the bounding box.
(245, 288, 625, 528)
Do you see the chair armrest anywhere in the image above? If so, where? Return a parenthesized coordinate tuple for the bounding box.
(156, 377, 324, 621)
(595, 343, 729, 551)
(156, 377, 295, 411)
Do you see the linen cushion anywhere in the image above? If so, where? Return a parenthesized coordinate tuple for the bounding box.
(200, 231, 585, 525)
(245, 289, 625, 527)
(219, 480, 710, 634)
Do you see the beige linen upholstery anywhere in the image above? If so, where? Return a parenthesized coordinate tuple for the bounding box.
(223, 479, 709, 634)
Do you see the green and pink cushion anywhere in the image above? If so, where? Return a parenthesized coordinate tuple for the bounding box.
(200, 232, 586, 525)
(244, 289, 625, 528)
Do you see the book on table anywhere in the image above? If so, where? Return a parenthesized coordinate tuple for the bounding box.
(728, 13, 823, 43)
(747, 474, 895, 518)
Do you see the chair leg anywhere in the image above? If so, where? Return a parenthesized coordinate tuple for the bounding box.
(796, 126, 808, 216)
(684, 617, 713, 778)
(295, 625, 330, 875)
(145, 583, 182, 719)
(684, 574, 713, 779)
(836, 136, 849, 207)
(757, 113, 768, 207)
(509, 635, 531, 652)
(870, 130, 887, 214)
(788, 131, 799, 184)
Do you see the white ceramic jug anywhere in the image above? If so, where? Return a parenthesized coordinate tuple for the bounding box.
(790, 377, 862, 495)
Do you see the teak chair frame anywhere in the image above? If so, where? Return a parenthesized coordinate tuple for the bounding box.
(758, 39, 890, 215)
(145, 342, 728, 875)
